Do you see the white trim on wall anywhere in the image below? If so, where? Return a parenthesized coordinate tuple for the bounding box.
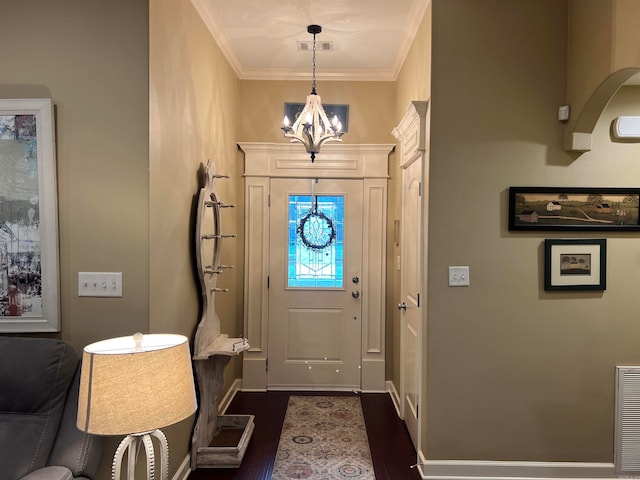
(418, 459, 615, 480)
(173, 455, 191, 480)
(386, 380, 401, 417)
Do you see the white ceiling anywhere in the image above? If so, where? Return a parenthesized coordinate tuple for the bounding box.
(191, 0, 430, 81)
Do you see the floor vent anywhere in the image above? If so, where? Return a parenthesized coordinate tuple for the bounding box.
(615, 366, 640, 474)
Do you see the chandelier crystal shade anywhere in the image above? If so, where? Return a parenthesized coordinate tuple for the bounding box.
(282, 25, 344, 162)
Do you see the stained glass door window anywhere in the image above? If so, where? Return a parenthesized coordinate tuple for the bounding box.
(288, 195, 344, 288)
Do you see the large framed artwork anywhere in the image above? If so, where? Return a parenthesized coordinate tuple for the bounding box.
(508, 187, 640, 231)
(0, 98, 59, 332)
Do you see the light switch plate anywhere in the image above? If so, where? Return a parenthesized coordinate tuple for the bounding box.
(448, 266, 470, 287)
(78, 272, 122, 297)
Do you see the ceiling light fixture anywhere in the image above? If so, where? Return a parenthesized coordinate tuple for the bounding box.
(282, 25, 344, 162)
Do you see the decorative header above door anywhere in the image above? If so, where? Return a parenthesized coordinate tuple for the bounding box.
(238, 143, 394, 179)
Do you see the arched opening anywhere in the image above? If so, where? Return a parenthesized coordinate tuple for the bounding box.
(566, 67, 640, 152)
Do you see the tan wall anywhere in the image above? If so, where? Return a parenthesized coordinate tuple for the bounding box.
(567, 0, 613, 127)
(396, 4, 432, 122)
(0, 1, 150, 352)
(612, 0, 640, 69)
(0, 2, 149, 479)
(238, 80, 396, 145)
(427, 0, 640, 462)
(150, 0, 242, 477)
(392, 2, 432, 402)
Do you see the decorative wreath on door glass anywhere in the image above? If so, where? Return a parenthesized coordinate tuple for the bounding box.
(297, 206, 336, 251)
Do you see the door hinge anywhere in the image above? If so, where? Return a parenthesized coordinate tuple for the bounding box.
(267, 276, 270, 289)
(268, 194, 271, 207)
(265, 359, 268, 372)
(419, 182, 422, 197)
(417, 293, 420, 307)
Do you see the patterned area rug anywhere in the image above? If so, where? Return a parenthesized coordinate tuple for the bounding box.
(271, 396, 375, 479)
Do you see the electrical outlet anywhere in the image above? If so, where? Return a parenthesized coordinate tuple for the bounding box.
(448, 266, 470, 287)
(78, 272, 122, 297)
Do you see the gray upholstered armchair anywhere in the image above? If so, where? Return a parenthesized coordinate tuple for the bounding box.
(0, 337, 103, 480)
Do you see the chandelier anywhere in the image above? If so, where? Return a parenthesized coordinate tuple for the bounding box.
(282, 25, 344, 162)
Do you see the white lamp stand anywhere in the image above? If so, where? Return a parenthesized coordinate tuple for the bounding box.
(112, 429, 169, 480)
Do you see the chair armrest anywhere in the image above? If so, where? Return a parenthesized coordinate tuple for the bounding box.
(20, 466, 74, 480)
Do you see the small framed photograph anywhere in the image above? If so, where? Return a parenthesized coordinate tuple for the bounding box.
(544, 239, 606, 291)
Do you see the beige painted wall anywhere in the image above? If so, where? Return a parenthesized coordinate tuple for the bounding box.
(396, 4, 432, 122)
(567, 0, 613, 127)
(0, 0, 150, 352)
(1, 2, 149, 479)
(387, 2, 432, 453)
(427, 0, 640, 462)
(150, 0, 242, 477)
(238, 80, 396, 145)
(612, 0, 640, 69)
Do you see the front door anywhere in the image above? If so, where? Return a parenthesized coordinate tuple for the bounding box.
(267, 177, 363, 389)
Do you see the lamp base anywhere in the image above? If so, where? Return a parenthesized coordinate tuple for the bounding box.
(113, 429, 169, 480)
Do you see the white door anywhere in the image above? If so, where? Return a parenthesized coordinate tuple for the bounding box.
(400, 152, 422, 448)
(267, 178, 363, 389)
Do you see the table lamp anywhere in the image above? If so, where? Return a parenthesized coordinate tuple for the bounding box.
(77, 333, 197, 480)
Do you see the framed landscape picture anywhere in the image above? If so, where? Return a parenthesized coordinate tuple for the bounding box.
(508, 187, 640, 231)
(0, 98, 59, 332)
(544, 239, 606, 291)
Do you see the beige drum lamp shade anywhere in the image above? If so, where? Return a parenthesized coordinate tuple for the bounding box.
(77, 333, 197, 435)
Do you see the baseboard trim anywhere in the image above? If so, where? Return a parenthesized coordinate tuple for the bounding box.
(219, 378, 242, 414)
(419, 459, 615, 479)
(172, 454, 191, 480)
(386, 380, 401, 417)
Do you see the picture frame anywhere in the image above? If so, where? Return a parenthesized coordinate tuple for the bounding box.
(284, 102, 350, 132)
(508, 187, 640, 231)
(544, 239, 606, 291)
(0, 98, 60, 332)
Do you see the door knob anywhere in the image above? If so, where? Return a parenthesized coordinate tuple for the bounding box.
(352, 276, 360, 284)
(398, 302, 407, 311)
(352, 291, 360, 298)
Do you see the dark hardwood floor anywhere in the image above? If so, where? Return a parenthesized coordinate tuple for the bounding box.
(188, 391, 420, 480)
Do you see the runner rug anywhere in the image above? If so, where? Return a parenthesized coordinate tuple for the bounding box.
(271, 396, 376, 479)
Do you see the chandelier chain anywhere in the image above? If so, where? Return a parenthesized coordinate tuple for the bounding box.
(311, 30, 317, 95)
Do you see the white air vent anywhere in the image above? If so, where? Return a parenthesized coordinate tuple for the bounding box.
(615, 366, 640, 474)
(612, 116, 640, 140)
(297, 41, 333, 52)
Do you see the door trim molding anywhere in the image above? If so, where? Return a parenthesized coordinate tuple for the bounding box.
(393, 101, 429, 452)
(239, 143, 394, 391)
